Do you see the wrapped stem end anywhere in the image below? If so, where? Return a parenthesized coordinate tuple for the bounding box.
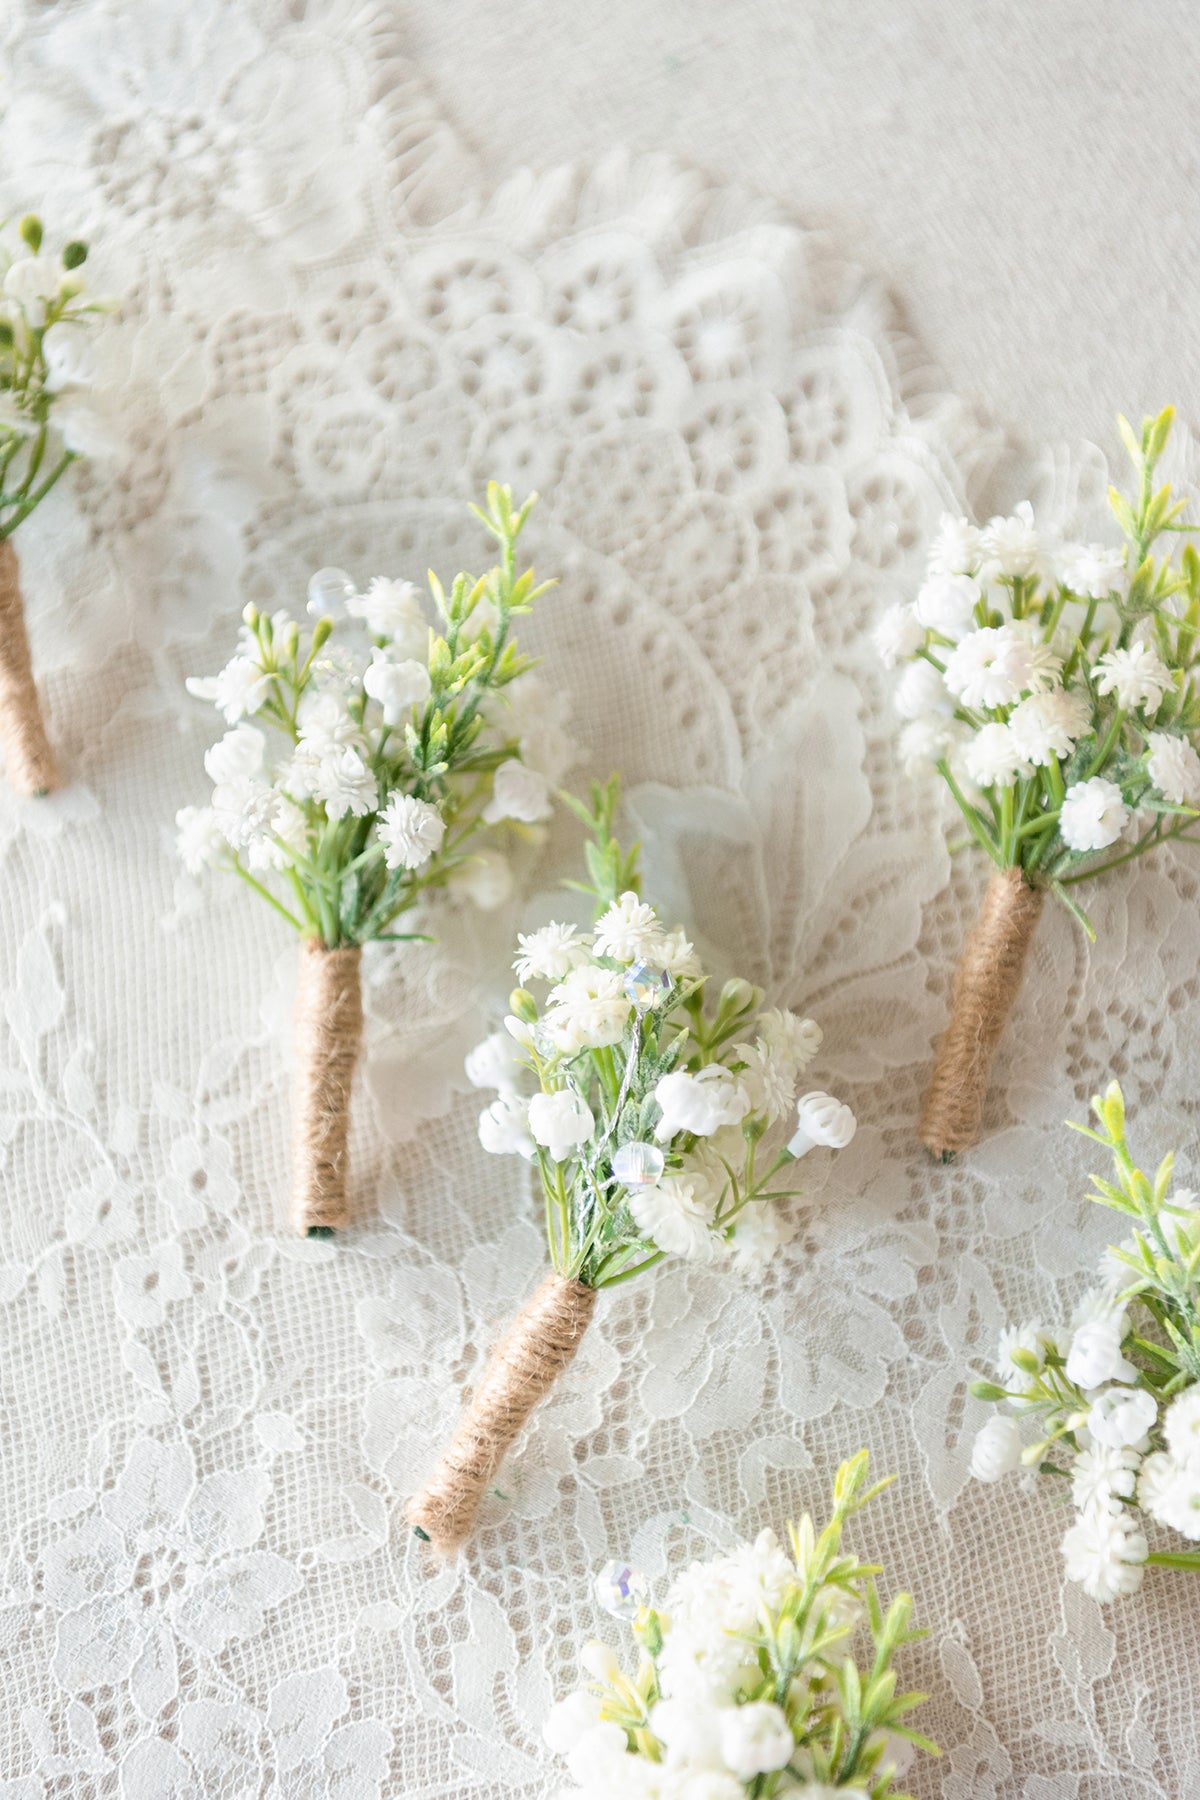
(920, 865, 1043, 1160)
(0, 540, 59, 797)
(407, 1273, 596, 1555)
(292, 939, 363, 1235)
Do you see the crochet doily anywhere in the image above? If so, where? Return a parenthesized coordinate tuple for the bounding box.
(0, 4, 1196, 1792)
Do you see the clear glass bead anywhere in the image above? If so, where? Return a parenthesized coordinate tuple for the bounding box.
(594, 1558, 649, 1619)
(623, 959, 673, 1011)
(306, 566, 357, 619)
(612, 1141, 665, 1189)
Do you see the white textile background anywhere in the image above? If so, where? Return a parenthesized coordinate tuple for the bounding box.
(0, 4, 1198, 1795)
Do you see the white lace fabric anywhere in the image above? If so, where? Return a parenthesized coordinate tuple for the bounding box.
(0, 5, 1197, 1795)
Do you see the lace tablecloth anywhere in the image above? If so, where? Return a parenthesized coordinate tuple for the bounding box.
(0, 5, 1198, 1794)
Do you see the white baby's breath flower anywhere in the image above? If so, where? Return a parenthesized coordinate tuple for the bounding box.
(943, 625, 1035, 711)
(728, 1202, 793, 1272)
(1146, 731, 1200, 806)
(979, 501, 1041, 580)
(377, 793, 445, 869)
(654, 1066, 750, 1142)
(1137, 1460, 1200, 1541)
(187, 655, 270, 724)
(1163, 1386, 1200, 1466)
(914, 572, 982, 638)
(926, 512, 982, 577)
(1136, 1450, 1179, 1525)
(969, 1415, 1023, 1483)
(1013, 627, 1066, 694)
(629, 1173, 723, 1263)
(894, 657, 953, 720)
(346, 576, 426, 650)
(963, 721, 1031, 789)
(1058, 542, 1126, 598)
(528, 1089, 594, 1161)
(1094, 642, 1173, 714)
(203, 723, 266, 787)
(736, 1039, 794, 1123)
(873, 602, 925, 668)
(483, 758, 551, 824)
(1071, 1443, 1141, 1515)
(592, 891, 662, 963)
(759, 1008, 822, 1073)
(296, 689, 361, 755)
(658, 926, 704, 980)
(514, 921, 589, 983)
(1007, 689, 1091, 764)
(1060, 777, 1128, 853)
(1087, 1384, 1157, 1449)
(478, 1091, 534, 1158)
(312, 746, 377, 819)
(1061, 1506, 1147, 1601)
(543, 965, 631, 1053)
(175, 805, 226, 874)
(363, 650, 431, 725)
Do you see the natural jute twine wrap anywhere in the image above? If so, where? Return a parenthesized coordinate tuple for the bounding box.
(292, 938, 363, 1235)
(407, 1272, 597, 1554)
(0, 538, 58, 797)
(920, 864, 1044, 1161)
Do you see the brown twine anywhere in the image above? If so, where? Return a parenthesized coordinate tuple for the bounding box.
(0, 538, 58, 797)
(407, 1273, 597, 1554)
(292, 938, 363, 1235)
(920, 864, 1044, 1161)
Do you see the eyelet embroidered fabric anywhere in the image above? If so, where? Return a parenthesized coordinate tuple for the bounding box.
(0, 6, 1197, 1795)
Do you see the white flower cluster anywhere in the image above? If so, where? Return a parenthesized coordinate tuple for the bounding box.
(970, 1175, 1200, 1601)
(468, 887, 854, 1280)
(876, 498, 1200, 868)
(544, 1455, 929, 1797)
(178, 488, 571, 946)
(0, 215, 122, 492)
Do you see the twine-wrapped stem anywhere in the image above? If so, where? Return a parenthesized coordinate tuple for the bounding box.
(919, 865, 1044, 1161)
(407, 1273, 597, 1554)
(0, 538, 58, 796)
(292, 938, 363, 1235)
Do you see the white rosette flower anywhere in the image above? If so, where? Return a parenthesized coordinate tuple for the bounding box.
(969, 1415, 1023, 1483)
(528, 1089, 595, 1162)
(654, 1066, 750, 1142)
(788, 1091, 856, 1159)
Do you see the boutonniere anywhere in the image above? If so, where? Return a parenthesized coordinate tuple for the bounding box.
(408, 778, 856, 1552)
(878, 409, 1200, 1157)
(0, 214, 119, 794)
(180, 486, 561, 1233)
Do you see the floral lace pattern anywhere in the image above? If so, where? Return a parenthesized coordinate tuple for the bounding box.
(0, 3, 1196, 1794)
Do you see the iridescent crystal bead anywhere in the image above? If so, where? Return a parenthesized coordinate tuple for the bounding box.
(623, 960, 673, 1011)
(612, 1141, 665, 1189)
(306, 566, 357, 618)
(594, 1559, 649, 1619)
